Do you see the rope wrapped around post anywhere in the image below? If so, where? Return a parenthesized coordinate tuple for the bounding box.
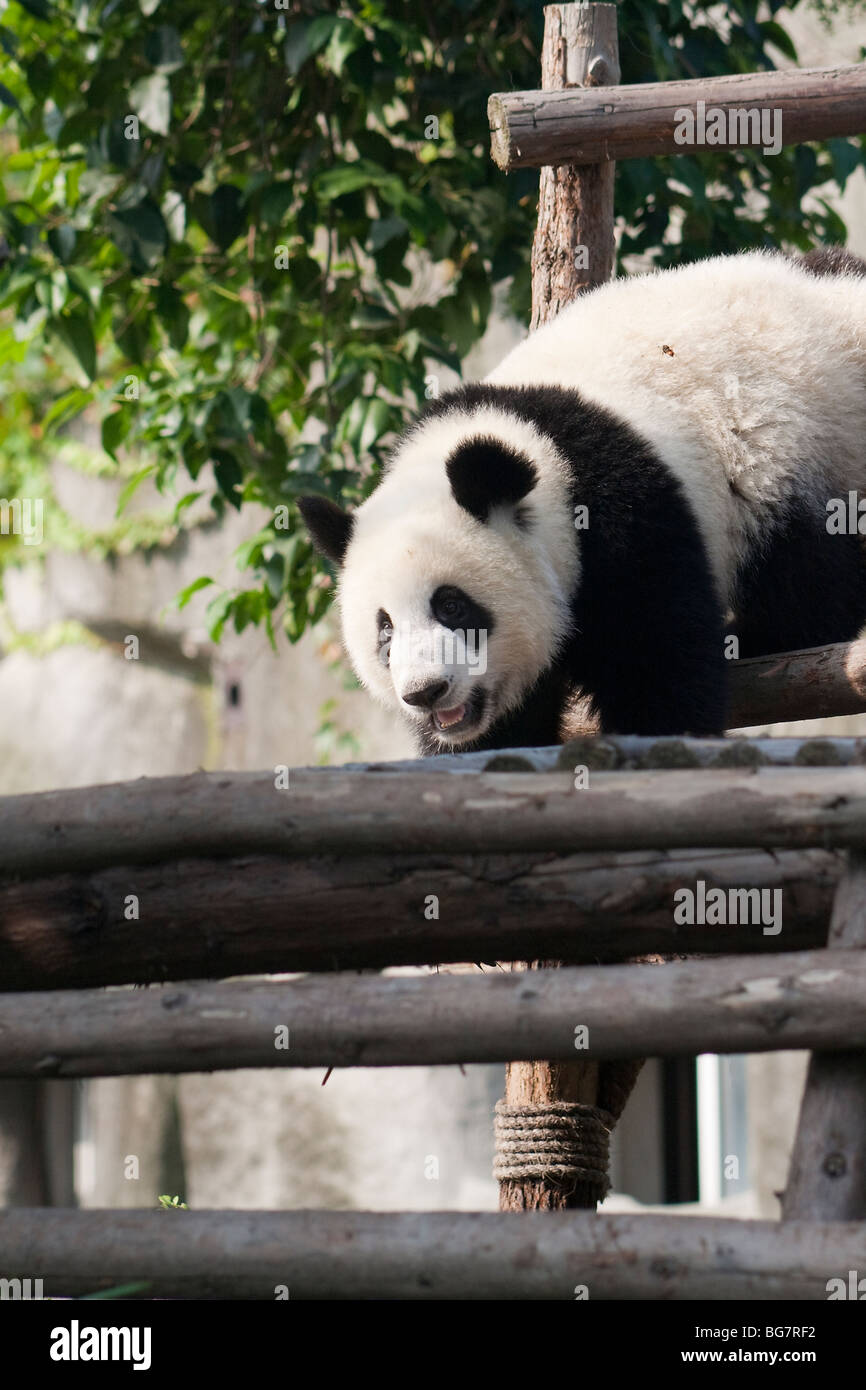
(494, 1100, 614, 1194)
(495, 1055, 643, 1204)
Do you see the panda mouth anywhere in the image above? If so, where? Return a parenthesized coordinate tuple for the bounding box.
(429, 688, 487, 740)
(432, 703, 468, 732)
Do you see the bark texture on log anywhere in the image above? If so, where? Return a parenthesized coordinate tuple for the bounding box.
(4, 765, 866, 877)
(490, 62, 866, 170)
(0, 846, 839, 991)
(530, 2, 620, 325)
(2, 1207, 863, 1300)
(2, 947, 863, 1078)
(783, 852, 866, 1220)
(726, 638, 866, 729)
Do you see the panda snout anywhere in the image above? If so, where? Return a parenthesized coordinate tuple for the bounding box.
(401, 679, 451, 710)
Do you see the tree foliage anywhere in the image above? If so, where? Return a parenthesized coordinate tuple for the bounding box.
(0, 0, 863, 643)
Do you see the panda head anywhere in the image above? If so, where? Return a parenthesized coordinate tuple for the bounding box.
(298, 407, 578, 749)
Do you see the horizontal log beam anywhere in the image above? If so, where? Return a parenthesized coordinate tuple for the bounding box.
(2, 1208, 863, 1299)
(0, 847, 840, 989)
(727, 638, 866, 729)
(2, 948, 865, 1076)
(489, 62, 866, 170)
(2, 766, 866, 877)
(348, 733, 866, 775)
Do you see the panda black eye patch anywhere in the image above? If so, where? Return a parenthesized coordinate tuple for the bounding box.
(431, 586, 494, 635)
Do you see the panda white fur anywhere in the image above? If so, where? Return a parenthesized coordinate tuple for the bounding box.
(299, 248, 866, 754)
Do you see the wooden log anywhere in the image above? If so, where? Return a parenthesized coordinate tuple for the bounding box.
(1, 1207, 863, 1299)
(2, 947, 866, 1078)
(0, 846, 839, 991)
(784, 852, 866, 1220)
(3, 765, 866, 879)
(347, 734, 866, 775)
(530, 1, 619, 324)
(727, 638, 866, 729)
(489, 61, 866, 171)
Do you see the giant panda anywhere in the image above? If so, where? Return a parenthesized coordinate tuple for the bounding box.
(298, 249, 866, 754)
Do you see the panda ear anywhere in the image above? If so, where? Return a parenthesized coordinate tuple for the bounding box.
(297, 496, 354, 565)
(445, 436, 537, 523)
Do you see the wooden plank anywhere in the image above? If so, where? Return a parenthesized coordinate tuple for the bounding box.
(727, 638, 866, 730)
(3, 766, 866, 878)
(1, 1207, 863, 1299)
(489, 62, 866, 170)
(0, 846, 839, 991)
(783, 852, 866, 1220)
(1, 947, 865, 1077)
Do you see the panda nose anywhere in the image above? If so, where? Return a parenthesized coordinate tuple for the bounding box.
(402, 680, 450, 710)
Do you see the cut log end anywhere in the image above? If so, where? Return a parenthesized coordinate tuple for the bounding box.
(487, 94, 513, 171)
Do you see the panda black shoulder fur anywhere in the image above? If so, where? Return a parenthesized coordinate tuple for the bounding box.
(299, 249, 866, 754)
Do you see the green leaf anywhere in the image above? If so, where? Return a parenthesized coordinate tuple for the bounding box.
(51, 309, 96, 380)
(210, 185, 245, 252)
(15, 0, 53, 19)
(174, 575, 214, 610)
(108, 198, 168, 271)
(260, 181, 294, 225)
(369, 216, 408, 252)
(284, 16, 339, 76)
(144, 24, 184, 73)
(155, 283, 189, 349)
(322, 18, 361, 78)
(102, 409, 132, 461)
(359, 397, 393, 454)
(114, 311, 150, 365)
(350, 302, 395, 330)
(172, 489, 203, 523)
(759, 20, 798, 63)
(25, 51, 52, 100)
(316, 162, 390, 200)
(79, 1282, 153, 1301)
(130, 72, 170, 135)
(827, 139, 862, 192)
(42, 386, 95, 431)
(0, 82, 21, 112)
(47, 224, 76, 264)
(212, 448, 243, 508)
(205, 590, 234, 642)
(115, 463, 156, 515)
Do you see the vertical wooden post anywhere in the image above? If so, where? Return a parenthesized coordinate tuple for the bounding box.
(498, 2, 621, 1214)
(530, 2, 620, 330)
(782, 851, 866, 1220)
